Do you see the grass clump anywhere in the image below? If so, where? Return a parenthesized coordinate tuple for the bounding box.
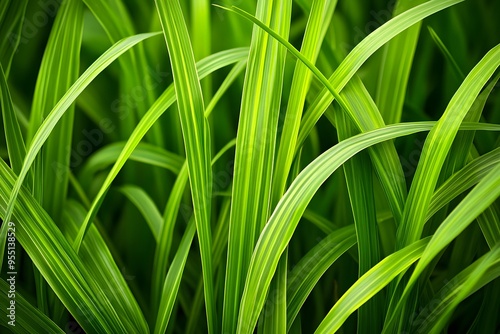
(1, 0, 500, 333)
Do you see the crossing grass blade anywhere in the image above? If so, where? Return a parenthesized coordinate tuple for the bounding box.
(28, 0, 83, 225)
(387, 162, 500, 329)
(396, 44, 500, 249)
(315, 237, 431, 334)
(73, 47, 246, 256)
(154, 0, 216, 331)
(3, 31, 161, 234)
(287, 225, 357, 329)
(0, 158, 129, 333)
(221, 0, 291, 332)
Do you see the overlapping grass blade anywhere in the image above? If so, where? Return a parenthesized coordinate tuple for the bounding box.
(388, 162, 500, 329)
(28, 0, 83, 226)
(287, 225, 357, 329)
(0, 159, 128, 333)
(221, 0, 291, 332)
(414, 246, 500, 334)
(236, 122, 435, 333)
(0, 279, 64, 334)
(396, 44, 500, 249)
(154, 219, 196, 334)
(74, 47, 246, 254)
(154, 0, 216, 331)
(3, 32, 161, 232)
(314, 237, 430, 334)
(62, 200, 149, 333)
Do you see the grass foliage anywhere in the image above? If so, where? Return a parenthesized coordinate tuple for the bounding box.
(1, 0, 500, 333)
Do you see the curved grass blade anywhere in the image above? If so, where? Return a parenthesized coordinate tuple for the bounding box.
(3, 32, 161, 233)
(314, 238, 430, 334)
(221, 0, 292, 332)
(0, 159, 128, 333)
(396, 44, 500, 249)
(62, 200, 149, 333)
(119, 185, 163, 242)
(79, 142, 184, 184)
(417, 244, 500, 334)
(154, 0, 215, 331)
(236, 119, 500, 333)
(287, 225, 357, 329)
(387, 162, 500, 329)
(74, 47, 247, 253)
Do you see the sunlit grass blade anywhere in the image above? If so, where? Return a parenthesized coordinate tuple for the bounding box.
(315, 237, 430, 334)
(74, 47, 246, 253)
(221, 0, 291, 332)
(272, 0, 337, 204)
(387, 162, 500, 329)
(154, 0, 216, 331)
(3, 32, 161, 232)
(237, 122, 436, 333)
(0, 159, 128, 333)
(396, 44, 500, 249)
(414, 246, 500, 334)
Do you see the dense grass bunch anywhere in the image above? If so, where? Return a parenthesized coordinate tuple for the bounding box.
(1, 0, 500, 333)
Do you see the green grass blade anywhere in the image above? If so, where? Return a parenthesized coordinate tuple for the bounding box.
(154, 0, 215, 331)
(395, 162, 500, 318)
(0, 64, 26, 175)
(62, 200, 149, 333)
(154, 219, 196, 334)
(79, 142, 184, 184)
(314, 238, 430, 334)
(119, 185, 163, 242)
(28, 0, 83, 224)
(376, 0, 426, 124)
(287, 225, 357, 330)
(0, 159, 128, 333)
(0, 279, 64, 334)
(74, 47, 246, 253)
(272, 0, 337, 204)
(221, 0, 292, 332)
(237, 122, 435, 333)
(3, 32, 160, 232)
(397, 44, 500, 249)
(0, 0, 28, 76)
